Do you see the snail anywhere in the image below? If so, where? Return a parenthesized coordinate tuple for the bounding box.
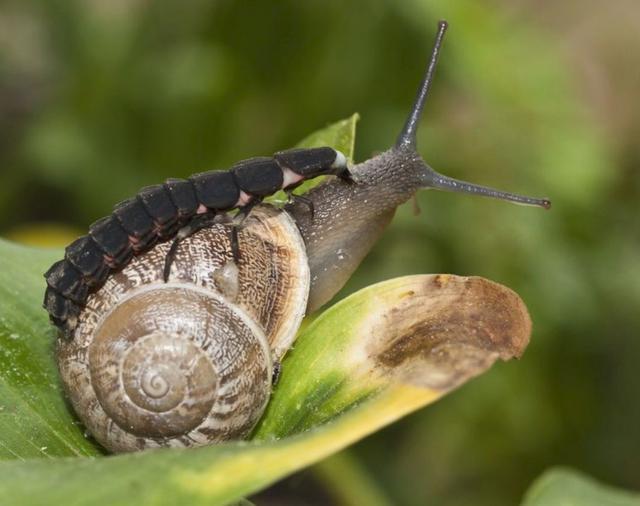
(48, 21, 550, 453)
(57, 206, 309, 452)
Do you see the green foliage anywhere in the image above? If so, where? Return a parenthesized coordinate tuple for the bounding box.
(523, 468, 640, 506)
(0, 240, 97, 459)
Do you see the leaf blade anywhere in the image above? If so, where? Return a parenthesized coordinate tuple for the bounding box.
(522, 468, 640, 506)
(0, 239, 100, 460)
(0, 274, 530, 505)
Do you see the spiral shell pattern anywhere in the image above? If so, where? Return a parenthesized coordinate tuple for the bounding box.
(57, 206, 309, 452)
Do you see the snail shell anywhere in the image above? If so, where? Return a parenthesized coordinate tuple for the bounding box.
(57, 205, 309, 452)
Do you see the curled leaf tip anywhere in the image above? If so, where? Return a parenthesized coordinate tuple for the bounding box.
(364, 275, 531, 391)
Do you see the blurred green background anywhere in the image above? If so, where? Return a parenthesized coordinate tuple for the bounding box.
(1, 0, 639, 505)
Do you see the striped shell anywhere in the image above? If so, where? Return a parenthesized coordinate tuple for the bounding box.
(57, 205, 309, 452)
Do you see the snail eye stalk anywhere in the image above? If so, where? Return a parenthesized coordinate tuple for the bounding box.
(395, 20, 550, 210)
(420, 166, 552, 209)
(396, 20, 448, 150)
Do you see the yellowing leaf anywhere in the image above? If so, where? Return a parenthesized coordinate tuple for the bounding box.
(0, 119, 531, 505)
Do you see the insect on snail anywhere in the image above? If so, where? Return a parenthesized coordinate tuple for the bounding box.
(44, 21, 550, 453)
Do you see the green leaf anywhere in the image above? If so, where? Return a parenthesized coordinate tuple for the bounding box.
(268, 113, 359, 202)
(0, 118, 531, 504)
(522, 468, 640, 506)
(296, 113, 359, 157)
(253, 274, 530, 439)
(0, 240, 100, 459)
(0, 269, 531, 504)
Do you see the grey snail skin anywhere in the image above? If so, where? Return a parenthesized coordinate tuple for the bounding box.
(48, 20, 550, 453)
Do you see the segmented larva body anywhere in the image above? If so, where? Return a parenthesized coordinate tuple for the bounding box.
(43, 147, 349, 336)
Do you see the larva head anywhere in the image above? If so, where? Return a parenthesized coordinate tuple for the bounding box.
(289, 20, 550, 312)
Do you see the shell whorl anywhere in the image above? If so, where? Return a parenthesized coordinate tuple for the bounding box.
(57, 206, 309, 452)
(87, 287, 271, 444)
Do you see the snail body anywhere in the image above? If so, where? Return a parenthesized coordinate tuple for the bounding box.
(47, 21, 550, 452)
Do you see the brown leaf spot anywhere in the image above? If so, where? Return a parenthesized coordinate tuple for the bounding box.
(369, 275, 531, 391)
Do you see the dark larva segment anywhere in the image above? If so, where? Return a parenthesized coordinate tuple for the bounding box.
(164, 178, 199, 220)
(89, 216, 133, 267)
(274, 147, 337, 177)
(43, 286, 80, 325)
(45, 295, 80, 338)
(137, 185, 180, 237)
(113, 198, 156, 251)
(232, 157, 283, 197)
(65, 235, 111, 287)
(44, 260, 89, 304)
(190, 170, 239, 210)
